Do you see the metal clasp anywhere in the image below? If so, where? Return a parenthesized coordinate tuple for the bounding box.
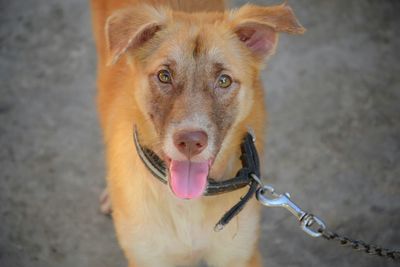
(256, 185, 326, 237)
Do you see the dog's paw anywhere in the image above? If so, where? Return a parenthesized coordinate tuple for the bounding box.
(99, 188, 112, 215)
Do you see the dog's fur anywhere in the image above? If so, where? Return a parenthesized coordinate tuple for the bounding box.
(90, 0, 304, 266)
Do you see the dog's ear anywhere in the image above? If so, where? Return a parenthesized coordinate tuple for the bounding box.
(229, 3, 305, 59)
(105, 5, 169, 65)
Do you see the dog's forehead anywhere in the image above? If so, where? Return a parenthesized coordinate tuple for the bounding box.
(159, 23, 243, 73)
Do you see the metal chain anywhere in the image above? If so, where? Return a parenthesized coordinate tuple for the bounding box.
(318, 228, 400, 261)
(253, 179, 400, 262)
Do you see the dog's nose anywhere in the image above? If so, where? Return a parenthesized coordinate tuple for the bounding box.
(173, 130, 208, 158)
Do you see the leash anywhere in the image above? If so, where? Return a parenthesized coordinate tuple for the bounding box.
(255, 181, 400, 261)
(133, 127, 400, 261)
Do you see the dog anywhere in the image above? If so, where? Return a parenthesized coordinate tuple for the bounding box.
(90, 0, 304, 266)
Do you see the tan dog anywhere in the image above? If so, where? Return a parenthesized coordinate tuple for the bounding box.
(91, 0, 304, 266)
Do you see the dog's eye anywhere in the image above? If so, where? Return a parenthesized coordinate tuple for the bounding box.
(217, 74, 232, 88)
(157, 70, 172, 84)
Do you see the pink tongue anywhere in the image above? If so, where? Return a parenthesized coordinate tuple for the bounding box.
(169, 160, 209, 199)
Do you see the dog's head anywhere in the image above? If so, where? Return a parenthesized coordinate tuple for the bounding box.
(105, 3, 304, 199)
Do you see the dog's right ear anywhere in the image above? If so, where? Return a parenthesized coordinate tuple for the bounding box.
(105, 5, 169, 65)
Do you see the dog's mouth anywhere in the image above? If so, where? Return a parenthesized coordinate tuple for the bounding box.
(166, 158, 212, 200)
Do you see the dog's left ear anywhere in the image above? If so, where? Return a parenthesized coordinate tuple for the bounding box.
(229, 3, 305, 59)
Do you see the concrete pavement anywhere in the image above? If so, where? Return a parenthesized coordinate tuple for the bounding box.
(0, 0, 399, 266)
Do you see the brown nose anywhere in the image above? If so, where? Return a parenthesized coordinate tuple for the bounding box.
(173, 130, 208, 158)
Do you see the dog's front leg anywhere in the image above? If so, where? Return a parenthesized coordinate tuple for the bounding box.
(224, 250, 262, 267)
(127, 258, 175, 267)
(245, 250, 262, 267)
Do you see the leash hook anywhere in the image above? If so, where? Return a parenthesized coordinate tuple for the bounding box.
(256, 184, 326, 237)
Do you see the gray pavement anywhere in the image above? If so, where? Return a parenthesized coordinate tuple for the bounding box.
(0, 0, 399, 266)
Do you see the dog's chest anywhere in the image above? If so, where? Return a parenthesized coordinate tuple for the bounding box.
(127, 182, 259, 267)
(132, 198, 211, 265)
(164, 201, 209, 254)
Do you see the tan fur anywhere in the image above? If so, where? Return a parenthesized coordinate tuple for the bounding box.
(90, 0, 304, 266)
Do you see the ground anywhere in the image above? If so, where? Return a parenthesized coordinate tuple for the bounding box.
(0, 0, 399, 266)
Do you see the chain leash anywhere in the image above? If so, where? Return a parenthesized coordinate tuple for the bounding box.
(252, 175, 400, 261)
(318, 228, 400, 260)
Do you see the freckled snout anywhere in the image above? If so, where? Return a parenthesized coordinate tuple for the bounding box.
(173, 130, 208, 158)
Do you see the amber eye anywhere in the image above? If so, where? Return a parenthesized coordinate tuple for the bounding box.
(217, 74, 232, 88)
(157, 70, 172, 84)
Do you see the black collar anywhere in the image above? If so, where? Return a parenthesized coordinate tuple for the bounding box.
(133, 127, 261, 230)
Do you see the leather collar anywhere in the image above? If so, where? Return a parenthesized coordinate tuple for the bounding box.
(133, 126, 261, 229)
